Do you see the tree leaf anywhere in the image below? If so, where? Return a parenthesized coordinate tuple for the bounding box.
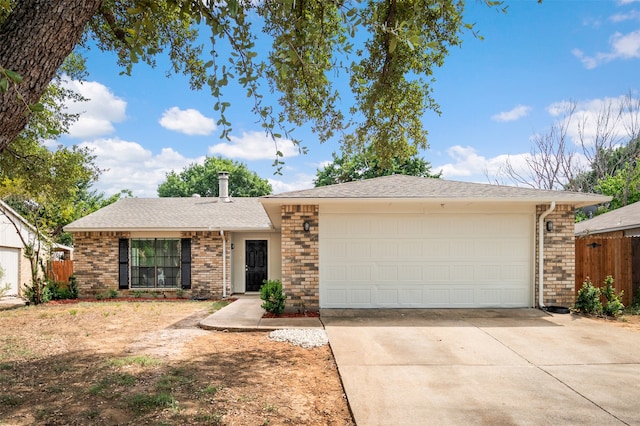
(388, 37, 397, 54)
(4, 69, 22, 83)
(28, 103, 45, 112)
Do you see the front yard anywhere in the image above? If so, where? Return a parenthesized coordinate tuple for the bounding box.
(0, 301, 353, 425)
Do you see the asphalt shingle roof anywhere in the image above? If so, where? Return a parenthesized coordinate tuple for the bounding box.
(575, 201, 640, 235)
(64, 197, 272, 232)
(262, 175, 611, 205)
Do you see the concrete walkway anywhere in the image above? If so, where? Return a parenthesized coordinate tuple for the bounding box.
(198, 295, 323, 331)
(0, 296, 26, 311)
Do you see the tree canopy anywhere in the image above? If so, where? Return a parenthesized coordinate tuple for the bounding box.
(1, 0, 507, 166)
(594, 160, 640, 212)
(315, 148, 440, 187)
(157, 156, 272, 197)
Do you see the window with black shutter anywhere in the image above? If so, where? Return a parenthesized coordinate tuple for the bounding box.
(180, 238, 191, 289)
(118, 238, 129, 289)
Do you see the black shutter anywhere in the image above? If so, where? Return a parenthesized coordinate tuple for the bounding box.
(118, 238, 129, 290)
(181, 238, 191, 289)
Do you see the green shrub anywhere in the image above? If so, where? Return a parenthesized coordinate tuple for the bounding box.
(24, 279, 51, 305)
(46, 281, 73, 300)
(260, 279, 286, 315)
(68, 276, 79, 299)
(601, 275, 624, 317)
(574, 278, 602, 315)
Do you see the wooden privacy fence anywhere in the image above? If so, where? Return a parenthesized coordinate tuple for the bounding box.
(575, 236, 640, 307)
(47, 260, 74, 283)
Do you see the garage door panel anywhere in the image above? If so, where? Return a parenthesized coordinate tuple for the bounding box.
(378, 265, 398, 281)
(348, 265, 372, 281)
(422, 217, 450, 235)
(424, 265, 449, 281)
(377, 288, 398, 304)
(399, 265, 423, 281)
(320, 212, 533, 308)
(325, 265, 347, 281)
(371, 241, 399, 258)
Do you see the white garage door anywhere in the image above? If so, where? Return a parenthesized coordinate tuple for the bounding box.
(320, 211, 533, 308)
(0, 248, 20, 296)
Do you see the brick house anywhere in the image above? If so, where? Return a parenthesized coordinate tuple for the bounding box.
(65, 174, 610, 310)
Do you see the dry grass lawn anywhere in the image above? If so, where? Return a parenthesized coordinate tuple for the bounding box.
(0, 301, 353, 425)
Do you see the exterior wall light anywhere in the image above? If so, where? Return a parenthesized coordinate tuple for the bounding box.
(546, 221, 553, 232)
(303, 221, 310, 232)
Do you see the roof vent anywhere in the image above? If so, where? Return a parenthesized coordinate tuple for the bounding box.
(191, 193, 201, 198)
(218, 171, 230, 203)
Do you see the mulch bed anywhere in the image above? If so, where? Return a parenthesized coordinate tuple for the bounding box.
(263, 311, 320, 318)
(47, 297, 235, 305)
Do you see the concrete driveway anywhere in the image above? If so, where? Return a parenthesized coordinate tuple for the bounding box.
(322, 309, 640, 426)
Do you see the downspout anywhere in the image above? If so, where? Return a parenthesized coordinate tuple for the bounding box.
(538, 201, 556, 308)
(220, 230, 227, 298)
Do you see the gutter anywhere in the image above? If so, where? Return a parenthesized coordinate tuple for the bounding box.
(538, 202, 556, 308)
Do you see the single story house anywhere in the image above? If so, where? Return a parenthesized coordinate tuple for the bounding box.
(0, 200, 72, 296)
(575, 201, 640, 237)
(64, 174, 610, 310)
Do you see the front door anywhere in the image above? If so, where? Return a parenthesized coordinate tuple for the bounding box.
(245, 240, 267, 292)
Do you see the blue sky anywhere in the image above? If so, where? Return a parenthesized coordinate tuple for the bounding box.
(57, 0, 640, 197)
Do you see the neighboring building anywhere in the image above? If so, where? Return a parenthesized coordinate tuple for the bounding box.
(0, 201, 69, 296)
(575, 201, 640, 237)
(65, 174, 610, 310)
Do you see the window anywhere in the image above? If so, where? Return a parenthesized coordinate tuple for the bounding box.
(130, 239, 180, 288)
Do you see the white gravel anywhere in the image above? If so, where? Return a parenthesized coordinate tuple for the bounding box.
(268, 328, 329, 349)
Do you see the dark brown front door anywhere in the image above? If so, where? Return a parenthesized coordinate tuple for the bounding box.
(245, 240, 267, 292)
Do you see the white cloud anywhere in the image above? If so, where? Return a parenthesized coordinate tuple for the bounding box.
(546, 95, 639, 147)
(491, 105, 531, 122)
(546, 100, 575, 117)
(433, 145, 591, 188)
(574, 30, 640, 69)
(80, 138, 204, 197)
(268, 173, 315, 194)
(209, 130, 301, 160)
(159, 107, 217, 135)
(433, 146, 506, 181)
(62, 79, 126, 138)
(609, 10, 640, 23)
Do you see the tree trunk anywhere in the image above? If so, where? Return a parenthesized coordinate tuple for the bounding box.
(0, 0, 103, 151)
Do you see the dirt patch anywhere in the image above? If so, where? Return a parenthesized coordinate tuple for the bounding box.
(581, 311, 640, 332)
(0, 301, 353, 425)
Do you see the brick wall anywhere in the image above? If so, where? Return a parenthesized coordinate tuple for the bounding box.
(535, 204, 576, 307)
(280, 205, 319, 311)
(181, 231, 230, 299)
(72, 231, 230, 299)
(72, 231, 129, 297)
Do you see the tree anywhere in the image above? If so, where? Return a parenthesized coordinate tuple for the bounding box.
(495, 94, 640, 193)
(314, 148, 440, 187)
(0, 138, 100, 303)
(494, 104, 580, 190)
(55, 183, 133, 247)
(157, 156, 272, 197)
(594, 158, 640, 211)
(1, 0, 507, 166)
